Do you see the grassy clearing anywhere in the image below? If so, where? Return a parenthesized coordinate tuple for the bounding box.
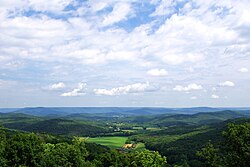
(121, 129, 136, 132)
(132, 127, 143, 130)
(86, 136, 128, 149)
(146, 127, 161, 131)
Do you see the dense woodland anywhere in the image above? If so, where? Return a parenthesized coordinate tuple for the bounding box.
(0, 108, 250, 167)
(0, 128, 166, 167)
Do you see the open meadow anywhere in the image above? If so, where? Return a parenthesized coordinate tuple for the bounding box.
(86, 136, 128, 149)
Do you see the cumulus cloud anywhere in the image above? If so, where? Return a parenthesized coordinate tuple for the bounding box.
(211, 94, 219, 99)
(238, 67, 248, 73)
(49, 82, 65, 90)
(1, 0, 249, 68)
(94, 82, 155, 96)
(173, 83, 203, 92)
(147, 68, 168, 77)
(61, 83, 86, 97)
(219, 81, 235, 87)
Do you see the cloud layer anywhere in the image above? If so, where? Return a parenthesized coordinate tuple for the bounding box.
(0, 0, 250, 107)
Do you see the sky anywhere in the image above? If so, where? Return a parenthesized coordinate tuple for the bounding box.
(0, 0, 250, 108)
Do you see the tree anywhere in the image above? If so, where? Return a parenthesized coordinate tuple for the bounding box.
(5, 133, 44, 167)
(97, 150, 130, 167)
(0, 129, 7, 167)
(41, 138, 89, 167)
(131, 150, 167, 167)
(197, 122, 250, 167)
(223, 123, 250, 167)
(196, 142, 222, 167)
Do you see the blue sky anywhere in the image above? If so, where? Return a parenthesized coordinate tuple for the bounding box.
(0, 0, 250, 108)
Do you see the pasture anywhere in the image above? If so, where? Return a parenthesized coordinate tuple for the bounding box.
(87, 136, 128, 149)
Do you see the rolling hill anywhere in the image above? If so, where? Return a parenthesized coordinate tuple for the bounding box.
(0, 113, 109, 137)
(125, 110, 248, 126)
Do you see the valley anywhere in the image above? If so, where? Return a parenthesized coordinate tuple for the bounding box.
(0, 107, 250, 166)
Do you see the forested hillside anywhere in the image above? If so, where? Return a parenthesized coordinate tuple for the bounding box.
(0, 126, 166, 167)
(0, 113, 109, 137)
(131, 118, 250, 166)
(0, 109, 250, 166)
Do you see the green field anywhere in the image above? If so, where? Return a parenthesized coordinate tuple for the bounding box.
(146, 127, 161, 131)
(86, 136, 128, 149)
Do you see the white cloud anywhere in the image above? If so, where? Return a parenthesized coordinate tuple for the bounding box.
(1, 0, 249, 69)
(147, 68, 168, 77)
(29, 0, 73, 13)
(190, 96, 197, 100)
(219, 81, 235, 87)
(173, 83, 203, 92)
(61, 83, 86, 97)
(90, 2, 109, 13)
(211, 94, 219, 99)
(238, 67, 248, 73)
(151, 0, 175, 16)
(0, 0, 73, 16)
(161, 53, 204, 65)
(94, 82, 154, 96)
(49, 82, 65, 90)
(1, 0, 250, 107)
(102, 2, 132, 26)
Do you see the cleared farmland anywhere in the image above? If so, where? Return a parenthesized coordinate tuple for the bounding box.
(87, 136, 128, 149)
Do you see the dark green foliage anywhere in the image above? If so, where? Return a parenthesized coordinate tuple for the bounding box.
(0, 129, 168, 167)
(5, 133, 44, 167)
(150, 110, 246, 126)
(21, 118, 108, 136)
(4, 118, 109, 137)
(1, 109, 249, 167)
(0, 130, 91, 167)
(197, 122, 250, 167)
(36, 132, 71, 144)
(131, 125, 215, 165)
(196, 142, 222, 167)
(0, 128, 7, 166)
(41, 142, 87, 166)
(161, 128, 223, 165)
(97, 150, 131, 167)
(223, 122, 250, 167)
(95, 150, 167, 167)
(85, 142, 110, 161)
(130, 150, 167, 167)
(132, 118, 250, 166)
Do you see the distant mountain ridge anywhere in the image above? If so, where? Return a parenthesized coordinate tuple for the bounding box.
(0, 109, 249, 137)
(124, 110, 249, 126)
(151, 110, 248, 126)
(2, 107, 249, 117)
